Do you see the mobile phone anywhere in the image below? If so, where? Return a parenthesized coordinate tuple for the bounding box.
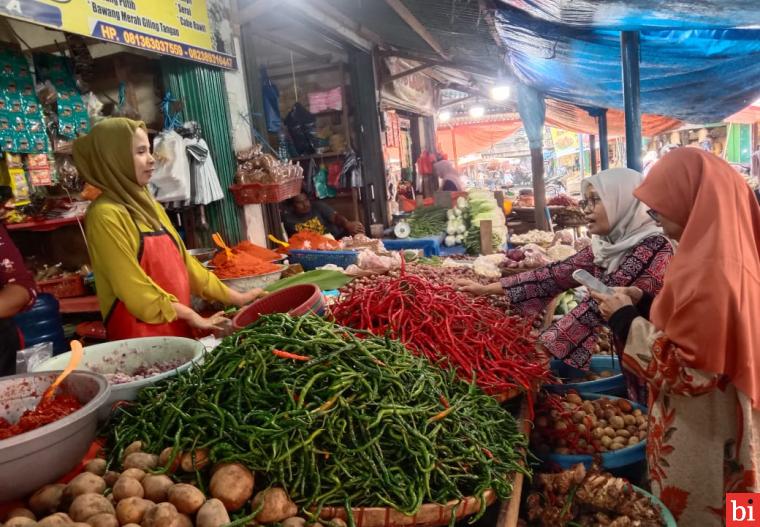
(572, 269, 614, 295)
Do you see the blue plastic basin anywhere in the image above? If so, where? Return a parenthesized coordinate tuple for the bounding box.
(542, 392, 647, 471)
(547, 355, 625, 396)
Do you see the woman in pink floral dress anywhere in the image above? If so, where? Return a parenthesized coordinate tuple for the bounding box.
(594, 148, 760, 526)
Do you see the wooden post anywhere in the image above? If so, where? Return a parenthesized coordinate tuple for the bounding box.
(479, 220, 493, 255)
(530, 147, 548, 230)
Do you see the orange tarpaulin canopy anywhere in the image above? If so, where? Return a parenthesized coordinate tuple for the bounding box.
(725, 103, 760, 124)
(437, 118, 522, 162)
(545, 100, 682, 137)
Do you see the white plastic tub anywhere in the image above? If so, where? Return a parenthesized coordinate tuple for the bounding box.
(33, 337, 205, 413)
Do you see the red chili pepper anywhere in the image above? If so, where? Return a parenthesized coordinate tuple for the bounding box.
(272, 349, 311, 361)
(439, 395, 450, 409)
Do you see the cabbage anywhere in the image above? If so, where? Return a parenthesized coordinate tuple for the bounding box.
(445, 235, 457, 247)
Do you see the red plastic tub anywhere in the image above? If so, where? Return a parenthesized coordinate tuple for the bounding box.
(232, 284, 325, 330)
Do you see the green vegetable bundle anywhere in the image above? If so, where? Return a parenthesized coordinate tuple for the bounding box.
(408, 206, 448, 238)
(108, 315, 528, 519)
(463, 226, 500, 255)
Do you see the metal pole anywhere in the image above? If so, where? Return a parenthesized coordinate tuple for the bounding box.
(598, 110, 609, 170)
(578, 134, 585, 177)
(589, 134, 598, 174)
(621, 31, 642, 172)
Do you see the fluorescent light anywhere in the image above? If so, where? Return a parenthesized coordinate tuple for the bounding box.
(491, 85, 511, 101)
(469, 105, 485, 118)
(438, 110, 451, 123)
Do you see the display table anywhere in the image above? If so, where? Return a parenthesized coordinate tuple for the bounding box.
(439, 245, 466, 257)
(382, 235, 443, 257)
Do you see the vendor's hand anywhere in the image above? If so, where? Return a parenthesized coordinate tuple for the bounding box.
(346, 221, 365, 236)
(589, 291, 633, 321)
(612, 286, 643, 305)
(189, 311, 230, 334)
(228, 287, 267, 307)
(455, 279, 489, 296)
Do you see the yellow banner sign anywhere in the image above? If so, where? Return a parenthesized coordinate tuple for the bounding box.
(0, 0, 236, 69)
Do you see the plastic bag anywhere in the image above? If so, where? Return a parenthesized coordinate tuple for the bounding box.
(150, 130, 190, 203)
(16, 342, 53, 374)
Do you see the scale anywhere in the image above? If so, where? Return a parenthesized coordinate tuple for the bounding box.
(391, 212, 411, 239)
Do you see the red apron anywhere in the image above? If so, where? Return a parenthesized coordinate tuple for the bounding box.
(106, 230, 193, 340)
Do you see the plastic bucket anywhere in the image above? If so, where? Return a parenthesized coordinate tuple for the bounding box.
(634, 486, 677, 526)
(233, 284, 325, 330)
(547, 355, 625, 396)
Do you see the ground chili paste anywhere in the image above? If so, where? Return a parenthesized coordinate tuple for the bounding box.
(0, 394, 82, 440)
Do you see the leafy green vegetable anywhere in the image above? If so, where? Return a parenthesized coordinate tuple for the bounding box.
(265, 270, 353, 292)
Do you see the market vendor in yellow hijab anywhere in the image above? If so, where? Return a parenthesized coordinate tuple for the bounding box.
(76, 118, 263, 340)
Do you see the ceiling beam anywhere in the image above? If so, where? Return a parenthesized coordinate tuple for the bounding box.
(384, 0, 448, 59)
(239, 0, 278, 24)
(279, 0, 379, 51)
(383, 62, 432, 84)
(378, 48, 498, 80)
(251, 30, 332, 63)
(440, 94, 474, 109)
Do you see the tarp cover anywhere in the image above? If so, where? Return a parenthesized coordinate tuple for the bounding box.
(495, 3, 760, 123)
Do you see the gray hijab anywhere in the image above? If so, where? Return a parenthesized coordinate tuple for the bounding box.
(581, 168, 661, 273)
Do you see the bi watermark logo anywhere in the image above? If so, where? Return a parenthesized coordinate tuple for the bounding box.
(728, 494, 760, 526)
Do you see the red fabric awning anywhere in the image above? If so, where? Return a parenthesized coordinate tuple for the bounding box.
(725, 104, 760, 124)
(545, 100, 682, 137)
(437, 119, 523, 162)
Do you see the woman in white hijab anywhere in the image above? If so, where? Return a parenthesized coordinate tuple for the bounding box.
(458, 168, 674, 400)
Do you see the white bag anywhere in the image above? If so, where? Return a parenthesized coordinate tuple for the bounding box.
(150, 130, 191, 203)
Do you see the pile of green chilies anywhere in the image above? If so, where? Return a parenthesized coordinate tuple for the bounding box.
(409, 206, 448, 238)
(107, 315, 528, 520)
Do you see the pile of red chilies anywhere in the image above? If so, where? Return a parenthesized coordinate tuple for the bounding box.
(332, 272, 551, 401)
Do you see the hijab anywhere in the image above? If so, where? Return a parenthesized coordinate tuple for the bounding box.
(635, 148, 760, 408)
(581, 167, 661, 273)
(74, 118, 163, 230)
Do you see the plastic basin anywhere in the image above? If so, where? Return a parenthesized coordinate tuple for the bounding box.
(287, 250, 358, 271)
(233, 284, 325, 330)
(542, 392, 647, 471)
(634, 485, 677, 526)
(33, 337, 205, 415)
(547, 355, 625, 396)
(221, 266, 285, 293)
(0, 371, 111, 501)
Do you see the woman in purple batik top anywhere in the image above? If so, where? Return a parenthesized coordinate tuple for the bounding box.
(458, 168, 673, 402)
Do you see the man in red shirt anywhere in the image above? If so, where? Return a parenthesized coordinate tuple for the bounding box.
(0, 186, 36, 376)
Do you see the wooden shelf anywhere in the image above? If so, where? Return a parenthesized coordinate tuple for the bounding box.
(7, 215, 84, 232)
(314, 109, 343, 116)
(59, 295, 100, 314)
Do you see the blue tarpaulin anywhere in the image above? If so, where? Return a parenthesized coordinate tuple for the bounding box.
(495, 2, 760, 123)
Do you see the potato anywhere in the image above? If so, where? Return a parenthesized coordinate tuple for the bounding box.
(616, 399, 633, 412)
(609, 441, 625, 451)
(120, 468, 145, 481)
(565, 393, 582, 404)
(617, 429, 631, 439)
(176, 513, 194, 527)
(283, 517, 306, 527)
(70, 493, 115, 523)
(632, 409, 643, 417)
(7, 508, 35, 520)
(600, 435, 612, 448)
(103, 471, 120, 487)
(623, 414, 636, 426)
(168, 483, 206, 514)
(180, 449, 210, 472)
(5, 517, 37, 526)
(29, 483, 65, 517)
(142, 474, 174, 503)
(159, 447, 182, 474)
(85, 459, 107, 476)
(326, 518, 347, 527)
(210, 463, 254, 512)
(115, 497, 153, 525)
(628, 436, 640, 446)
(112, 476, 145, 502)
(64, 473, 107, 502)
(142, 502, 179, 527)
(122, 524, 141, 527)
(602, 426, 616, 438)
(122, 441, 143, 460)
(73, 524, 93, 527)
(85, 513, 119, 527)
(252, 488, 298, 523)
(196, 499, 230, 527)
(122, 453, 158, 471)
(38, 512, 73, 526)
